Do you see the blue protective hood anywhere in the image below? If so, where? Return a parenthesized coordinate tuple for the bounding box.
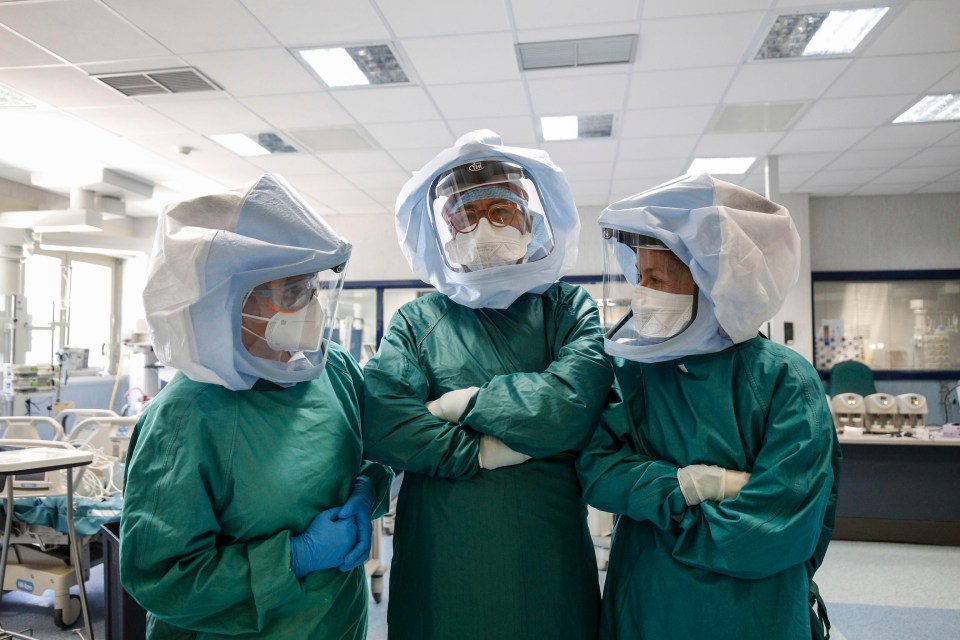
(395, 130, 579, 309)
(599, 173, 800, 363)
(143, 173, 352, 390)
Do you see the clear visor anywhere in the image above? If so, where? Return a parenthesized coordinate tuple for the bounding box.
(601, 229, 698, 345)
(430, 160, 555, 273)
(241, 265, 346, 361)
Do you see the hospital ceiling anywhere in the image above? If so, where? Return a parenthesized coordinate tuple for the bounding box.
(0, 0, 958, 220)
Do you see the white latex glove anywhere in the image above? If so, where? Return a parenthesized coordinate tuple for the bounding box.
(677, 465, 752, 506)
(425, 386, 479, 423)
(478, 434, 531, 470)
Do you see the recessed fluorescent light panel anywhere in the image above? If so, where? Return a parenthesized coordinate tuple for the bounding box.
(209, 132, 297, 157)
(894, 94, 960, 123)
(756, 7, 889, 59)
(0, 84, 38, 108)
(687, 157, 756, 175)
(541, 114, 614, 141)
(298, 44, 408, 88)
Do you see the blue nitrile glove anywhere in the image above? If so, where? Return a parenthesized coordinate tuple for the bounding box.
(289, 506, 358, 579)
(336, 476, 377, 572)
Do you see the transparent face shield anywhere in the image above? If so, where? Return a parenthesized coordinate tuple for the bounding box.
(240, 265, 346, 365)
(601, 229, 698, 346)
(430, 159, 555, 273)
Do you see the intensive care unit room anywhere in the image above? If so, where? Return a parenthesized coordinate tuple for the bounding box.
(0, 1, 958, 640)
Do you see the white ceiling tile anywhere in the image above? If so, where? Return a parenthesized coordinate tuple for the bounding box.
(295, 172, 356, 192)
(364, 187, 405, 208)
(779, 172, 817, 190)
(877, 165, 957, 183)
(0, 66, 130, 108)
(528, 73, 628, 114)
(184, 49, 321, 97)
(794, 96, 916, 130)
(806, 168, 887, 186)
(778, 153, 839, 173)
(446, 117, 538, 146)
(0, 26, 62, 67)
(334, 86, 441, 123)
(853, 122, 960, 150)
(936, 129, 960, 147)
(540, 139, 619, 166)
(244, 153, 332, 175)
(612, 159, 686, 181)
(851, 182, 927, 196)
(365, 120, 453, 149)
(901, 146, 960, 167)
(378, 0, 512, 38)
(561, 162, 615, 182)
(915, 179, 960, 194)
(628, 67, 736, 109)
(804, 184, 859, 197)
(694, 131, 783, 157)
(79, 56, 191, 75)
(318, 150, 404, 174)
(106, 0, 275, 54)
(429, 82, 529, 119)
(773, 128, 873, 154)
(318, 189, 386, 214)
(826, 53, 960, 98)
(511, 0, 641, 30)
(864, 0, 959, 57)
(391, 148, 443, 172)
(641, 0, 772, 19)
(149, 97, 269, 134)
(725, 58, 850, 103)
(617, 136, 699, 160)
(400, 33, 520, 85)
(929, 63, 960, 94)
(827, 148, 917, 171)
(633, 13, 767, 71)
(621, 106, 715, 137)
(60, 105, 187, 137)
(610, 176, 675, 201)
(240, 0, 390, 47)
(347, 170, 411, 191)
(240, 93, 354, 129)
(0, 0, 169, 63)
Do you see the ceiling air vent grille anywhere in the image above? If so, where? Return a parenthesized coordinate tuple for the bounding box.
(93, 67, 220, 96)
(517, 35, 637, 71)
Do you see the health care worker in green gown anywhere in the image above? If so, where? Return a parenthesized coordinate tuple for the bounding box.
(120, 173, 393, 639)
(577, 173, 841, 640)
(363, 130, 613, 639)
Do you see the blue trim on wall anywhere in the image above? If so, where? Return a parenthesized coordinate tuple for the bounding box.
(343, 279, 430, 289)
(813, 269, 960, 281)
(818, 369, 960, 381)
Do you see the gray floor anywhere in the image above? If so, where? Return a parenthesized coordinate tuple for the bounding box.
(2, 535, 959, 639)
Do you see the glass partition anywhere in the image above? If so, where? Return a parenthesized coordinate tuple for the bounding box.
(812, 273, 960, 374)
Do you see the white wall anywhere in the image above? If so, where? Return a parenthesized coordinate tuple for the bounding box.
(810, 193, 960, 271)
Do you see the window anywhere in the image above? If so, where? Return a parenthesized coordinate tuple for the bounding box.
(22, 251, 118, 372)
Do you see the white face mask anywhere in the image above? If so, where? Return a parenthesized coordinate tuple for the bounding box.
(443, 218, 532, 271)
(631, 286, 694, 339)
(242, 298, 326, 352)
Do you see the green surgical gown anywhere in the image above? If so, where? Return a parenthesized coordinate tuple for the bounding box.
(363, 282, 614, 640)
(120, 343, 393, 639)
(577, 337, 841, 640)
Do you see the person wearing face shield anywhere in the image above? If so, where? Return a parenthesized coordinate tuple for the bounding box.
(362, 130, 613, 639)
(576, 173, 841, 640)
(119, 174, 393, 639)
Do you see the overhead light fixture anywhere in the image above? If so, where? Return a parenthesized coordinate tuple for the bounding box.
(0, 84, 38, 109)
(687, 157, 756, 175)
(894, 93, 960, 123)
(297, 44, 408, 88)
(516, 35, 637, 71)
(209, 132, 298, 157)
(541, 114, 614, 141)
(756, 7, 889, 59)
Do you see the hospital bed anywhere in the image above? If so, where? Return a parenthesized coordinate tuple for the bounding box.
(0, 417, 65, 442)
(0, 417, 135, 631)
